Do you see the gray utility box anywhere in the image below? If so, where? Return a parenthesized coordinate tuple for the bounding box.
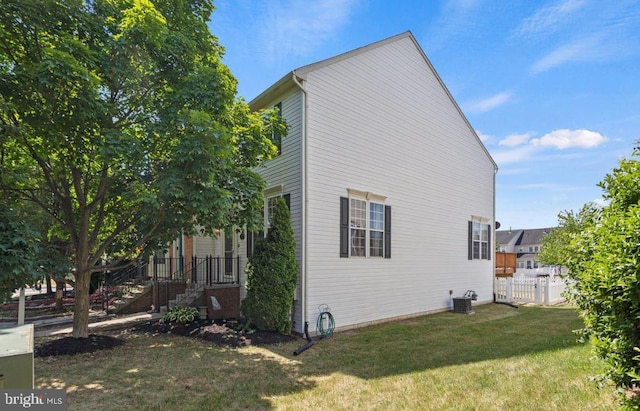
(0, 324, 34, 389)
(452, 297, 473, 314)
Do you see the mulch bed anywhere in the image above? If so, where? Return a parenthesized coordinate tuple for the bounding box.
(34, 319, 303, 357)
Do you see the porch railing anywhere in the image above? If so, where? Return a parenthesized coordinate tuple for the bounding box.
(151, 256, 240, 286)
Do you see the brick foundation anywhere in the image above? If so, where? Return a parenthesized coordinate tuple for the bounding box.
(205, 285, 241, 320)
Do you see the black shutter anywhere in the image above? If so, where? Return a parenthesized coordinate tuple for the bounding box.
(487, 224, 491, 260)
(340, 197, 349, 258)
(283, 193, 291, 209)
(468, 221, 473, 260)
(384, 205, 391, 259)
(246, 231, 254, 258)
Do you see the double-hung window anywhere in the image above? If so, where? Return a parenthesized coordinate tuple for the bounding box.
(340, 191, 391, 258)
(468, 218, 491, 260)
(369, 202, 384, 257)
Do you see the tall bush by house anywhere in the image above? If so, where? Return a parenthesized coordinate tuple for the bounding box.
(242, 197, 298, 333)
(566, 145, 640, 409)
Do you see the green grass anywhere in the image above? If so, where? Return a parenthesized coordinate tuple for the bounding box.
(35, 304, 619, 410)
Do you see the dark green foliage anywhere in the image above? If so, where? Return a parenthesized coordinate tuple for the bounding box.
(538, 203, 601, 267)
(242, 197, 298, 333)
(566, 146, 640, 408)
(0, 204, 40, 302)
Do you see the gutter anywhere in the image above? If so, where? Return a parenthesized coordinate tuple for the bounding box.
(291, 71, 309, 334)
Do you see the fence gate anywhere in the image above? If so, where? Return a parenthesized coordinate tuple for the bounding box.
(494, 276, 567, 305)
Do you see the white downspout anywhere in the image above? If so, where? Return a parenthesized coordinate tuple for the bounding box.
(292, 72, 309, 333)
(493, 166, 498, 300)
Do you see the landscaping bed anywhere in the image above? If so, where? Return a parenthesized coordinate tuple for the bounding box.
(34, 319, 302, 357)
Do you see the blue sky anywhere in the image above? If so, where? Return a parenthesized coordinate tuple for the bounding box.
(210, 0, 640, 230)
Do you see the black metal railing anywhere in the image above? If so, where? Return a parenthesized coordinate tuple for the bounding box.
(151, 256, 240, 286)
(107, 258, 150, 285)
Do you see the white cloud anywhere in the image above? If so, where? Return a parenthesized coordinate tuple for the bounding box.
(424, 0, 484, 52)
(466, 92, 512, 113)
(262, 0, 358, 64)
(515, 0, 587, 37)
(530, 129, 607, 149)
(531, 35, 608, 73)
(526, 3, 640, 73)
(498, 132, 533, 147)
(475, 130, 493, 143)
(491, 144, 538, 165)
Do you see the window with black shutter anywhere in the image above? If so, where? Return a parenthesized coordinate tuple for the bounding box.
(340, 193, 391, 258)
(468, 218, 491, 260)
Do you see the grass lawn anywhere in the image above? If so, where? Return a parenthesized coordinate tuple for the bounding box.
(35, 304, 619, 410)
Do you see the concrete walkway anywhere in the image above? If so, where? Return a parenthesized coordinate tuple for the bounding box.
(32, 312, 164, 338)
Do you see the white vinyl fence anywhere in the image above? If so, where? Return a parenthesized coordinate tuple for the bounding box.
(494, 275, 567, 305)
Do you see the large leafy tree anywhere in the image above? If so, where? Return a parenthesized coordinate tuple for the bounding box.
(566, 146, 640, 408)
(0, 0, 282, 338)
(538, 203, 601, 267)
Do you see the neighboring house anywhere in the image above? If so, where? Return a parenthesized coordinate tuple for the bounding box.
(241, 31, 498, 334)
(496, 227, 554, 270)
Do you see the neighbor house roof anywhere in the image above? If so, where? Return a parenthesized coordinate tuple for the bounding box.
(496, 227, 554, 247)
(496, 229, 523, 246)
(519, 228, 553, 245)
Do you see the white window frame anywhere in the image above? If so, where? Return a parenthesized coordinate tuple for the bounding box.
(348, 190, 386, 258)
(263, 185, 285, 235)
(471, 218, 489, 260)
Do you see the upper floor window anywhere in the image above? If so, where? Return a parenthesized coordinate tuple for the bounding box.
(340, 191, 391, 258)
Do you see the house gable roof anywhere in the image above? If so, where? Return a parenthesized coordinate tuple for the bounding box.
(249, 30, 497, 171)
(496, 229, 524, 246)
(519, 228, 553, 245)
(496, 227, 554, 247)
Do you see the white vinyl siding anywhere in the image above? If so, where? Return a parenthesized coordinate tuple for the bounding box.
(246, 90, 304, 321)
(194, 235, 216, 257)
(303, 35, 495, 332)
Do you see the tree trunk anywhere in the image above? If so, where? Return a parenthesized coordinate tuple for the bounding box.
(54, 279, 64, 311)
(72, 268, 91, 338)
(46, 275, 53, 294)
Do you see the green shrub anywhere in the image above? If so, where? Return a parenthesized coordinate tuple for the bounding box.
(242, 197, 298, 333)
(163, 306, 200, 324)
(567, 146, 640, 408)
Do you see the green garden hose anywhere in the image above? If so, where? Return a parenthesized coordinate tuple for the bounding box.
(316, 305, 335, 339)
